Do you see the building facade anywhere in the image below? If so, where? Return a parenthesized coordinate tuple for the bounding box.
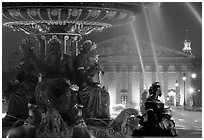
(96, 35, 195, 110)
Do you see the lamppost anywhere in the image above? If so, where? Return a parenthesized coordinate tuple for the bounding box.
(182, 74, 187, 106)
(175, 80, 179, 106)
(191, 73, 197, 106)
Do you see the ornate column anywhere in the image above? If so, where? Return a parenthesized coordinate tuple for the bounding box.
(35, 35, 46, 61)
(64, 36, 70, 55)
(71, 36, 81, 56)
(64, 35, 81, 58)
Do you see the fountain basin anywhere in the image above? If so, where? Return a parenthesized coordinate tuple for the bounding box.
(2, 2, 145, 35)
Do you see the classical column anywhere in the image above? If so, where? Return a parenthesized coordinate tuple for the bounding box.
(179, 72, 185, 106)
(175, 66, 181, 106)
(105, 65, 117, 114)
(115, 65, 121, 104)
(186, 72, 192, 106)
(151, 65, 156, 82)
(128, 65, 132, 106)
(131, 65, 140, 108)
(139, 70, 144, 99)
(163, 65, 169, 104)
(120, 65, 128, 104)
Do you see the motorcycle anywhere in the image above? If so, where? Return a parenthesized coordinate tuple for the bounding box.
(132, 103, 178, 137)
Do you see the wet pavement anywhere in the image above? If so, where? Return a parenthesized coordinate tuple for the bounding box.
(171, 107, 202, 138)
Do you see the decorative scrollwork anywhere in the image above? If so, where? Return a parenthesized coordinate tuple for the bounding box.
(107, 11, 116, 19)
(3, 5, 136, 35)
(96, 129, 106, 138)
(30, 8, 38, 17)
(108, 128, 115, 135)
(71, 9, 79, 17)
(9, 9, 19, 17)
(91, 9, 100, 17)
(50, 9, 58, 16)
(36, 23, 50, 33)
(119, 12, 128, 20)
(47, 35, 62, 44)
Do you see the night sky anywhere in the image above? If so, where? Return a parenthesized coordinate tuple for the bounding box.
(2, 2, 202, 71)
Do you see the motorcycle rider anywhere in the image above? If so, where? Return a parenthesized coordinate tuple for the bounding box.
(132, 82, 177, 137)
(144, 82, 164, 126)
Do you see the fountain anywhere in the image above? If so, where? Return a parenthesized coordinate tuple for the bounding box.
(2, 2, 159, 138)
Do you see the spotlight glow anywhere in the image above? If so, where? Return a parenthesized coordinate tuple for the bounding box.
(189, 87, 195, 94)
(130, 22, 146, 86)
(142, 3, 161, 82)
(185, 3, 202, 25)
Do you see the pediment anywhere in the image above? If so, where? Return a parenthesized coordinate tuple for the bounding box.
(96, 35, 194, 58)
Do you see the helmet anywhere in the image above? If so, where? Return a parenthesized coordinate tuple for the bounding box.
(149, 82, 161, 95)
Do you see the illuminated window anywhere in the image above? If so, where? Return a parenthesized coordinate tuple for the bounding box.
(121, 89, 128, 105)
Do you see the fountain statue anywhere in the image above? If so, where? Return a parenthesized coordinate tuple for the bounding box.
(2, 2, 158, 138)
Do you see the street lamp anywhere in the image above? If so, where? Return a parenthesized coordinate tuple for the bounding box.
(182, 73, 187, 106)
(191, 73, 197, 79)
(175, 80, 179, 106)
(175, 80, 179, 87)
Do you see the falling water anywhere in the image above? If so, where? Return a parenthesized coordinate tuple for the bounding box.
(142, 3, 161, 83)
(185, 2, 202, 25)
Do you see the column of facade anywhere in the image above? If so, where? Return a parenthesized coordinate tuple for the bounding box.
(180, 65, 188, 106)
(115, 65, 121, 104)
(139, 69, 144, 99)
(151, 66, 156, 82)
(163, 65, 169, 104)
(128, 65, 132, 106)
(144, 65, 152, 89)
(104, 65, 117, 113)
(131, 65, 140, 108)
(186, 71, 192, 106)
(179, 72, 185, 106)
(120, 65, 128, 105)
(175, 66, 181, 106)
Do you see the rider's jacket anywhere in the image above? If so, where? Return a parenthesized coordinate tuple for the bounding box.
(145, 97, 164, 122)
